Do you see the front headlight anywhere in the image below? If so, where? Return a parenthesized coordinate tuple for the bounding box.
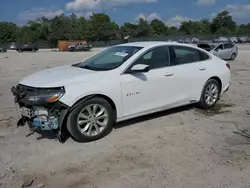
(26, 88, 65, 103)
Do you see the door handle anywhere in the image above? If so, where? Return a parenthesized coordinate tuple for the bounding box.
(199, 68, 206, 71)
(164, 73, 174, 77)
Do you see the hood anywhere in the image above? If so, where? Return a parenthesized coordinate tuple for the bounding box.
(19, 65, 106, 88)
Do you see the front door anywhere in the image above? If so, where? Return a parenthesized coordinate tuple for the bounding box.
(214, 44, 228, 59)
(120, 46, 175, 117)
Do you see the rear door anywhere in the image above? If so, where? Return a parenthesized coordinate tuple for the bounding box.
(223, 43, 233, 59)
(167, 45, 211, 102)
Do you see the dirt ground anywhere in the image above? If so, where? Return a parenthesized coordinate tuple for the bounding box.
(0, 46, 250, 188)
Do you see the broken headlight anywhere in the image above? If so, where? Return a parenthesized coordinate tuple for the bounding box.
(25, 87, 65, 103)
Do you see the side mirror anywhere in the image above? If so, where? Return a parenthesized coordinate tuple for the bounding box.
(129, 64, 150, 73)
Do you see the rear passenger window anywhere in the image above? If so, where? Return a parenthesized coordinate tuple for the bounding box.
(170, 46, 199, 66)
(224, 43, 232, 49)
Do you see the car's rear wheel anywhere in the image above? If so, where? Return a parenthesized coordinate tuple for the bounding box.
(67, 97, 114, 142)
(198, 79, 220, 109)
(230, 53, 236, 60)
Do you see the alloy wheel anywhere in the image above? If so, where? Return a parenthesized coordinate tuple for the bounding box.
(77, 104, 108, 136)
(204, 83, 219, 106)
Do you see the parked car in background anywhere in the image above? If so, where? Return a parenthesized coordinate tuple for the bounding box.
(11, 41, 230, 142)
(177, 38, 184, 43)
(197, 42, 238, 60)
(238, 37, 248, 43)
(16, 44, 39, 52)
(212, 38, 219, 43)
(68, 42, 92, 52)
(229, 37, 238, 43)
(191, 38, 200, 44)
(218, 37, 228, 42)
(0, 47, 7, 52)
(184, 38, 191, 43)
(9, 43, 17, 50)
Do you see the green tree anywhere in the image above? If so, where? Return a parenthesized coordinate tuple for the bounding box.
(136, 18, 153, 37)
(150, 19, 168, 36)
(0, 22, 18, 44)
(211, 11, 236, 33)
(87, 13, 118, 41)
(119, 22, 138, 38)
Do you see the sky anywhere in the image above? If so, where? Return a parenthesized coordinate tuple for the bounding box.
(0, 0, 250, 26)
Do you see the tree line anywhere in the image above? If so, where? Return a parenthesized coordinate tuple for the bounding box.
(0, 10, 250, 45)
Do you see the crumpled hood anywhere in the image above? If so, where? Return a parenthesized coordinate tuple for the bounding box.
(19, 65, 106, 88)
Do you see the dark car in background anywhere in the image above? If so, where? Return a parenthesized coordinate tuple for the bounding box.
(0, 47, 7, 52)
(238, 37, 248, 43)
(16, 44, 39, 52)
(68, 42, 92, 52)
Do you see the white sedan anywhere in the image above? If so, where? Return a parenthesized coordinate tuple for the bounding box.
(11, 42, 231, 142)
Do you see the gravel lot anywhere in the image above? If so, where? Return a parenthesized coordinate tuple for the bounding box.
(0, 45, 250, 188)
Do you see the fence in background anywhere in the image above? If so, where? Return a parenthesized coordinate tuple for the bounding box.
(1, 35, 249, 49)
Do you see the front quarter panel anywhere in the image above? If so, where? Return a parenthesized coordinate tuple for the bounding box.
(59, 74, 123, 118)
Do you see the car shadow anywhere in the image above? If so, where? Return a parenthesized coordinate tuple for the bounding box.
(114, 104, 195, 129)
(29, 104, 196, 143)
(26, 129, 58, 140)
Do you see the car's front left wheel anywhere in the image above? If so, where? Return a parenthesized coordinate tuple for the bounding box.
(67, 97, 115, 142)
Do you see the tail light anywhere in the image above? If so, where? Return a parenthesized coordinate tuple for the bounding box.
(226, 62, 230, 70)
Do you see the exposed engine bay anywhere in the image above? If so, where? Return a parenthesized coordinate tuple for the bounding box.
(11, 84, 69, 142)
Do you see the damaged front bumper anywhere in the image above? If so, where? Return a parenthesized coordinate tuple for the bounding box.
(11, 84, 69, 141)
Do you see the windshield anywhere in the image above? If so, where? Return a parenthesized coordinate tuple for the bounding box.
(72, 46, 143, 71)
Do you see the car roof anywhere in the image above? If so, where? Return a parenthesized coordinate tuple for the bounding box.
(117, 41, 195, 48)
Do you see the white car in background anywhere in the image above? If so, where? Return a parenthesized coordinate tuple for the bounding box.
(11, 42, 231, 142)
(219, 37, 228, 42)
(198, 42, 238, 60)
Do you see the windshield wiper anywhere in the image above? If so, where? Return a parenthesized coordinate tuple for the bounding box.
(81, 65, 110, 71)
(72, 63, 115, 71)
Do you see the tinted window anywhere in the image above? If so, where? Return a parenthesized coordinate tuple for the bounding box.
(224, 43, 232, 49)
(170, 46, 199, 65)
(132, 46, 170, 69)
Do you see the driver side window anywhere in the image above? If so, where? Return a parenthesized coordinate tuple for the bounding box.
(131, 46, 170, 70)
(216, 44, 223, 50)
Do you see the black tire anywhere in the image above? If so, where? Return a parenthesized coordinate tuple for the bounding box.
(66, 97, 115, 142)
(69, 48, 74, 52)
(198, 79, 221, 109)
(230, 53, 236, 60)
